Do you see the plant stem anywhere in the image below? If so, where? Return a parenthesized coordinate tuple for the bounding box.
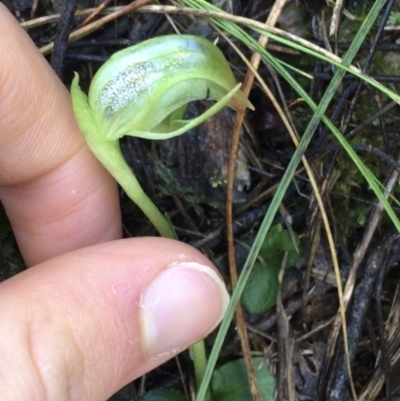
(93, 140, 175, 238)
(192, 340, 208, 392)
(123, 173, 175, 239)
(192, 341, 211, 401)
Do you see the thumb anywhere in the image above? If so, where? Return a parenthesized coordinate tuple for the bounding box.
(0, 237, 229, 401)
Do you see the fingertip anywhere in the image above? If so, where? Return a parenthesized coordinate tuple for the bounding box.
(140, 260, 229, 357)
(0, 238, 228, 400)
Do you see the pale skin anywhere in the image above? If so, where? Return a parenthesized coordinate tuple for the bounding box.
(0, 4, 228, 401)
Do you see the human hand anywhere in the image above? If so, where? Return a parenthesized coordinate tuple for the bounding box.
(0, 4, 229, 401)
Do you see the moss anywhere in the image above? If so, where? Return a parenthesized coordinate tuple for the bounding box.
(330, 127, 400, 245)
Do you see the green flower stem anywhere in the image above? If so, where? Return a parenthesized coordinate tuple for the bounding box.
(192, 340, 208, 393)
(93, 139, 175, 239)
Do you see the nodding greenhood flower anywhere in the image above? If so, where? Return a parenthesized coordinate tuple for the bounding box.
(71, 34, 253, 238)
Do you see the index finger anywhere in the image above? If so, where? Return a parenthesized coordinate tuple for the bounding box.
(0, 4, 121, 266)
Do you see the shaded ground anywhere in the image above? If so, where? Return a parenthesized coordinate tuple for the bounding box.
(2, 0, 400, 400)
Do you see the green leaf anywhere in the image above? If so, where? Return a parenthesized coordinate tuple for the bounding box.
(388, 11, 400, 26)
(241, 225, 302, 313)
(241, 262, 279, 314)
(211, 357, 275, 401)
(258, 224, 284, 262)
(140, 388, 186, 401)
(259, 224, 301, 268)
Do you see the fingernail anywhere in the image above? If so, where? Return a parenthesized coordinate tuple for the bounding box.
(140, 262, 229, 357)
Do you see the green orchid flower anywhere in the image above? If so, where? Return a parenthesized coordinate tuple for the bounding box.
(71, 34, 253, 239)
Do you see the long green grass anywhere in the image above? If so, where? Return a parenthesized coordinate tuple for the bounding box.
(178, 1, 398, 400)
